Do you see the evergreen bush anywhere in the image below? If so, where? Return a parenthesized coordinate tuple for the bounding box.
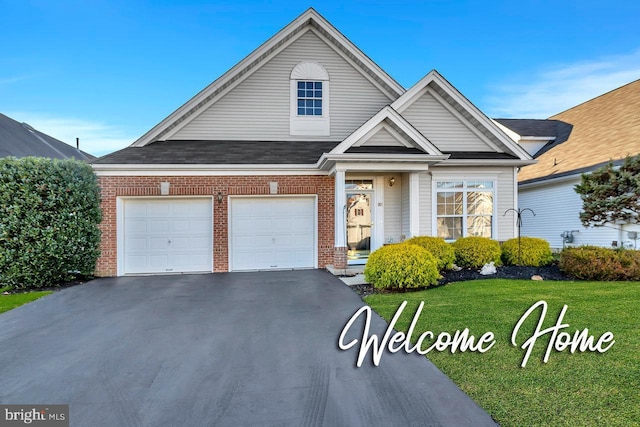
(0, 157, 102, 289)
(364, 244, 440, 290)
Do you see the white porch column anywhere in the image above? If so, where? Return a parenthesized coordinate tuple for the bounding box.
(334, 169, 346, 247)
(409, 172, 420, 237)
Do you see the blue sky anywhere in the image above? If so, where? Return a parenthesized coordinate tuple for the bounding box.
(2, 0, 639, 156)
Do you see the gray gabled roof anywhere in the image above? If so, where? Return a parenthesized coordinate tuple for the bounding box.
(92, 140, 341, 164)
(0, 113, 94, 160)
(493, 118, 570, 139)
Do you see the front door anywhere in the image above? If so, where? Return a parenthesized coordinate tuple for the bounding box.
(346, 180, 374, 264)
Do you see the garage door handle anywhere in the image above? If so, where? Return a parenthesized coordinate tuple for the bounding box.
(168, 240, 172, 244)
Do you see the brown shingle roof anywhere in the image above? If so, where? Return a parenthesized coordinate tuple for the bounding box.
(518, 79, 640, 183)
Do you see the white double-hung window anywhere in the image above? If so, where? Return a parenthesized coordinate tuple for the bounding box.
(290, 62, 330, 136)
(435, 180, 495, 240)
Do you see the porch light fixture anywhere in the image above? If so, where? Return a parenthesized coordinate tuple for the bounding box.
(389, 177, 396, 187)
(217, 192, 223, 204)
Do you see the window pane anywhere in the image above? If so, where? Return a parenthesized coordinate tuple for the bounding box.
(436, 181, 463, 189)
(306, 82, 313, 89)
(305, 108, 313, 115)
(437, 217, 463, 240)
(467, 216, 492, 238)
(437, 191, 463, 215)
(314, 100, 322, 108)
(467, 192, 493, 215)
(297, 100, 304, 107)
(297, 108, 305, 115)
(314, 108, 322, 115)
(345, 180, 373, 190)
(297, 81, 305, 89)
(306, 99, 313, 107)
(314, 90, 322, 97)
(315, 81, 322, 89)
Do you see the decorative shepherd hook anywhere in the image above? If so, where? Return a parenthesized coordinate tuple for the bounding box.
(503, 208, 536, 266)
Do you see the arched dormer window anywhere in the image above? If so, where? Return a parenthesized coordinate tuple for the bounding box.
(290, 62, 330, 136)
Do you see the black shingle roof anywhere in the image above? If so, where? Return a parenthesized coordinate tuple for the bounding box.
(92, 140, 341, 164)
(0, 113, 94, 160)
(345, 146, 426, 154)
(494, 118, 573, 139)
(494, 118, 573, 158)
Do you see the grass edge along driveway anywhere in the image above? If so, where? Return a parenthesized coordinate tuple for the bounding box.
(0, 291, 52, 315)
(364, 279, 640, 427)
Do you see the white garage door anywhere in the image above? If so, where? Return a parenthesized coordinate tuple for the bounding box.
(230, 197, 316, 271)
(122, 198, 213, 274)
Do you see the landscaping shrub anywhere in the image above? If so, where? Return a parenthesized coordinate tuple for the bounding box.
(501, 237, 553, 267)
(364, 244, 440, 290)
(0, 157, 102, 289)
(560, 246, 640, 281)
(452, 236, 501, 268)
(404, 236, 455, 270)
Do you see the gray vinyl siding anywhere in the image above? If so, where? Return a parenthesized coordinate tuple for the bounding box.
(383, 174, 402, 243)
(362, 128, 403, 146)
(401, 91, 494, 152)
(171, 30, 393, 141)
(401, 173, 410, 239)
(496, 167, 517, 241)
(520, 179, 616, 249)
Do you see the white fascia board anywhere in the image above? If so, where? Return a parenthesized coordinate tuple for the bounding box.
(436, 159, 538, 167)
(92, 164, 326, 176)
(132, 8, 404, 147)
(518, 173, 581, 190)
(331, 106, 443, 155)
(328, 162, 436, 174)
(307, 14, 404, 98)
(520, 136, 556, 141)
(393, 70, 534, 161)
(319, 154, 449, 174)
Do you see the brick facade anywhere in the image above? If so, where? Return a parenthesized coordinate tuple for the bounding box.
(96, 175, 335, 276)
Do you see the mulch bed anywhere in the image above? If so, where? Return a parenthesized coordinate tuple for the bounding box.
(352, 263, 571, 297)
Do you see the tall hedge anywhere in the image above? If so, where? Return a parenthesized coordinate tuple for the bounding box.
(0, 157, 102, 289)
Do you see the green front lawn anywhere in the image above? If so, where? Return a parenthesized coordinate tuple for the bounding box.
(0, 291, 52, 314)
(364, 279, 640, 426)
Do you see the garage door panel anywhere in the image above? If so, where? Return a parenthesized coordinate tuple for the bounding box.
(190, 237, 211, 250)
(123, 198, 213, 274)
(171, 220, 190, 233)
(254, 235, 274, 248)
(231, 197, 315, 271)
(189, 219, 212, 234)
(149, 220, 170, 233)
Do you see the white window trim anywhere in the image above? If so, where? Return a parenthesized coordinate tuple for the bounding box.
(290, 62, 330, 136)
(431, 178, 497, 240)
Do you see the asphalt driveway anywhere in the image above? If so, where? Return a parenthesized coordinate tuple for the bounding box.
(0, 270, 495, 426)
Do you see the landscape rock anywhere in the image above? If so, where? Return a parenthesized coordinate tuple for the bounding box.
(531, 275, 544, 281)
(479, 262, 497, 275)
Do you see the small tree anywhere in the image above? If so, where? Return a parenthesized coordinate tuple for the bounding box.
(575, 155, 640, 227)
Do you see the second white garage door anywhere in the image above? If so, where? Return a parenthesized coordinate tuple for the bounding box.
(230, 197, 316, 271)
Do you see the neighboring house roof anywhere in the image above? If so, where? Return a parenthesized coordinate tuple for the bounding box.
(515, 79, 640, 184)
(0, 113, 94, 161)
